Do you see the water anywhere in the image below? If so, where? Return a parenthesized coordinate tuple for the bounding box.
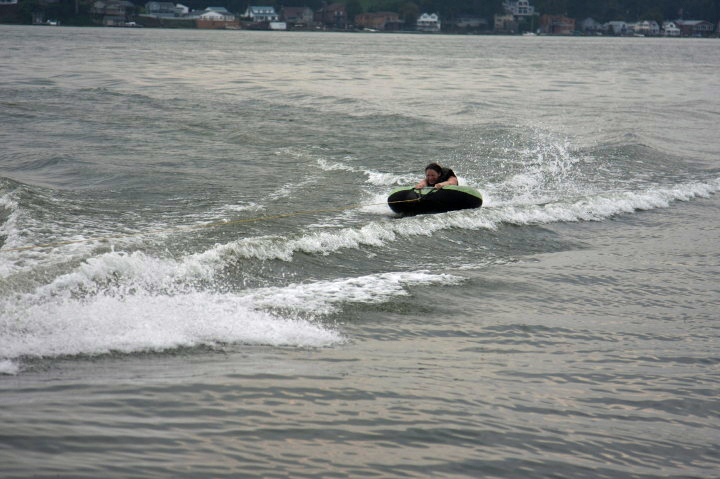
(1, 26, 719, 478)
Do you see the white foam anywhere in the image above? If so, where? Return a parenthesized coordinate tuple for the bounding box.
(365, 170, 417, 186)
(0, 290, 343, 361)
(175, 178, 719, 267)
(316, 158, 356, 172)
(0, 240, 462, 362)
(0, 192, 23, 250)
(315, 157, 419, 187)
(488, 179, 720, 226)
(0, 359, 19, 376)
(2, 174, 718, 366)
(241, 271, 461, 314)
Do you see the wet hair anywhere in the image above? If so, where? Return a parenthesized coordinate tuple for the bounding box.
(425, 163, 443, 174)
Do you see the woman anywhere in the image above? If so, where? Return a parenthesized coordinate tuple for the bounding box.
(414, 163, 458, 189)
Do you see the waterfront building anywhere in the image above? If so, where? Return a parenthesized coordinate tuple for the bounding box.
(416, 13, 440, 32)
(675, 20, 714, 37)
(145, 1, 176, 17)
(503, 0, 535, 17)
(604, 21, 628, 35)
(243, 6, 278, 22)
(354, 12, 401, 31)
(494, 14, 517, 33)
(281, 6, 314, 28)
(316, 3, 346, 29)
(199, 8, 234, 21)
(0, 0, 18, 23)
(634, 20, 660, 36)
(579, 17, 602, 34)
(662, 21, 681, 36)
(92, 0, 135, 25)
(539, 14, 574, 35)
(454, 16, 487, 30)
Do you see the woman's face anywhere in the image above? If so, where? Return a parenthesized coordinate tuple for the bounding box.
(425, 169, 441, 185)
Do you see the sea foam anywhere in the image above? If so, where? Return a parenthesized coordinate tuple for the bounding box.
(181, 177, 719, 267)
(0, 241, 460, 363)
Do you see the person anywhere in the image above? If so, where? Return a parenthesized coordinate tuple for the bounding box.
(414, 163, 458, 189)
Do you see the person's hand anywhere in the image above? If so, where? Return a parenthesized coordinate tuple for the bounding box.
(435, 183, 444, 189)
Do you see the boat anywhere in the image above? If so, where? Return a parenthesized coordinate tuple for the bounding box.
(387, 186, 482, 216)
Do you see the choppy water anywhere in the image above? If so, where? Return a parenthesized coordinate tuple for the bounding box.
(1, 25, 719, 478)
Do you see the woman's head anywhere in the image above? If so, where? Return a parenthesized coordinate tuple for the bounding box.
(424, 163, 443, 185)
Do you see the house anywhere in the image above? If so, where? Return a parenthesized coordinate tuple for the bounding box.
(416, 13, 440, 32)
(494, 14, 517, 33)
(196, 7, 238, 28)
(145, 1, 177, 16)
(454, 16, 487, 30)
(539, 14, 574, 35)
(199, 9, 234, 21)
(662, 21, 680, 36)
(92, 0, 135, 24)
(0, 0, 19, 22)
(354, 12, 401, 31)
(243, 6, 278, 22)
(316, 3, 346, 29)
(0, 0, 18, 19)
(579, 17, 602, 34)
(503, 0, 535, 17)
(634, 20, 660, 36)
(676, 20, 714, 37)
(281, 6, 314, 28)
(604, 21, 628, 35)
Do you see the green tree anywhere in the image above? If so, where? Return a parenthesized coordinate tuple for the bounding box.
(398, 1, 420, 24)
(346, 0, 363, 21)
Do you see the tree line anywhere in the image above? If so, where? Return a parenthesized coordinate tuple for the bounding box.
(8, 0, 720, 26)
(275, 0, 719, 24)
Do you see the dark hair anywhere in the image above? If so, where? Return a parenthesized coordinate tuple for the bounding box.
(425, 163, 443, 174)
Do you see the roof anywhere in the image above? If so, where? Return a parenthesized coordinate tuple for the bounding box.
(676, 19, 711, 26)
(248, 6, 276, 13)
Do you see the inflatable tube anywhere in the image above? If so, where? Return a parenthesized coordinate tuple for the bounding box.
(387, 186, 483, 216)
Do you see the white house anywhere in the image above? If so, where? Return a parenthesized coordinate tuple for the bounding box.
(175, 3, 188, 15)
(244, 6, 278, 22)
(199, 9, 234, 21)
(503, 0, 534, 17)
(634, 20, 660, 36)
(662, 21, 681, 36)
(416, 13, 441, 32)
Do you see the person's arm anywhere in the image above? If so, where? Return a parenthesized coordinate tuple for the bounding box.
(434, 176, 458, 189)
(414, 179, 428, 189)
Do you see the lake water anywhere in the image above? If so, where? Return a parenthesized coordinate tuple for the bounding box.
(1, 25, 719, 478)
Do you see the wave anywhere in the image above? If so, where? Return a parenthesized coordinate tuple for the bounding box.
(0, 238, 460, 367)
(0, 289, 343, 363)
(2, 175, 717, 273)
(0, 189, 24, 255)
(316, 158, 417, 186)
(180, 177, 720, 265)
